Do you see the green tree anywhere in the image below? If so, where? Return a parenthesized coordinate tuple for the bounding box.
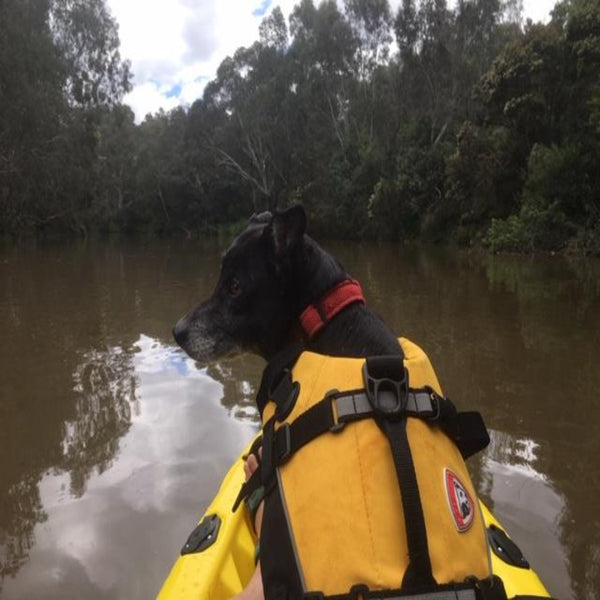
(345, 0, 393, 80)
(0, 0, 132, 236)
(0, 0, 66, 233)
(202, 39, 295, 211)
(259, 5, 288, 51)
(481, 0, 600, 252)
(50, 0, 132, 107)
(93, 105, 138, 229)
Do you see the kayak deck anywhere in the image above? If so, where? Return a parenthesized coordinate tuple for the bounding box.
(158, 452, 256, 599)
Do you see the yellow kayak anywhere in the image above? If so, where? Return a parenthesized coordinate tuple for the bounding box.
(157, 439, 551, 600)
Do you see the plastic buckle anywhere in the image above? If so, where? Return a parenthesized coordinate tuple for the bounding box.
(362, 360, 408, 420)
(330, 420, 346, 433)
(271, 369, 300, 423)
(325, 389, 346, 433)
(429, 391, 442, 421)
(276, 423, 292, 464)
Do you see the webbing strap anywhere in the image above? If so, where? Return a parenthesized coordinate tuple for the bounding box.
(308, 589, 477, 600)
(334, 390, 440, 423)
(334, 389, 490, 461)
(303, 575, 509, 600)
(382, 418, 435, 589)
(232, 388, 488, 512)
(256, 343, 305, 416)
(267, 388, 450, 470)
(361, 355, 433, 588)
(233, 466, 262, 512)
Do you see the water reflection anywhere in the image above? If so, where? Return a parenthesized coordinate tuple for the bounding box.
(478, 429, 572, 599)
(484, 430, 547, 482)
(480, 253, 600, 600)
(1, 239, 599, 600)
(206, 355, 263, 422)
(0, 476, 44, 580)
(1, 333, 254, 599)
(0, 341, 138, 590)
(64, 346, 137, 496)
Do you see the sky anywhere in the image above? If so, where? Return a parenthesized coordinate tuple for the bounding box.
(105, 0, 558, 123)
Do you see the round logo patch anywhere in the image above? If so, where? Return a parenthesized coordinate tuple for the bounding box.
(444, 468, 475, 532)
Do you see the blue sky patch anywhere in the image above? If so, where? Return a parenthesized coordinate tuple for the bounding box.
(166, 83, 182, 98)
(252, 0, 272, 17)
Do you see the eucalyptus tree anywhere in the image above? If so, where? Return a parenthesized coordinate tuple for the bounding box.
(284, 0, 369, 231)
(201, 31, 294, 212)
(0, 0, 132, 235)
(185, 99, 251, 228)
(343, 0, 396, 164)
(345, 0, 393, 80)
(0, 0, 66, 233)
(50, 0, 131, 108)
(395, 0, 453, 146)
(94, 105, 137, 228)
(259, 5, 288, 51)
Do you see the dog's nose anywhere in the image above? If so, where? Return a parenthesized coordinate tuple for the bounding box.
(172, 319, 189, 348)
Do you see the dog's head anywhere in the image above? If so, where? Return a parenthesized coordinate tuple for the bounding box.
(173, 205, 308, 363)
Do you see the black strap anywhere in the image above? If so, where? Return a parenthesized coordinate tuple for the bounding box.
(382, 418, 435, 589)
(256, 343, 304, 416)
(231, 432, 269, 513)
(259, 345, 488, 457)
(361, 355, 433, 588)
(452, 411, 490, 459)
(243, 434, 264, 462)
(303, 575, 509, 599)
(274, 386, 487, 461)
(232, 467, 263, 512)
(232, 388, 488, 512)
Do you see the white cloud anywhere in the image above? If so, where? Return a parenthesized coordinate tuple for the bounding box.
(108, 0, 557, 123)
(179, 78, 208, 105)
(125, 81, 180, 120)
(522, 0, 555, 24)
(181, 0, 218, 63)
(106, 0, 304, 121)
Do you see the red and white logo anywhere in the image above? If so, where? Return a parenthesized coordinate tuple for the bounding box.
(444, 468, 475, 532)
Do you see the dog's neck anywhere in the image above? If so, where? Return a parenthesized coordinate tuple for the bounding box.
(304, 300, 401, 357)
(279, 238, 401, 359)
(285, 237, 347, 313)
(298, 279, 365, 339)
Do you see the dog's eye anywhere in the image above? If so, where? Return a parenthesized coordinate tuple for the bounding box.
(228, 278, 242, 297)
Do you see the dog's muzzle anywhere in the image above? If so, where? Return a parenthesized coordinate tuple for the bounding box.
(172, 317, 190, 348)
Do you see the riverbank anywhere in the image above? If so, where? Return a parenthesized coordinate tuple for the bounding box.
(3, 217, 600, 258)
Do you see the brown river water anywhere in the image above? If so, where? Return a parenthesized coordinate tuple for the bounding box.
(1, 238, 599, 600)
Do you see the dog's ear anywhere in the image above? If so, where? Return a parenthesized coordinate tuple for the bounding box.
(271, 205, 306, 257)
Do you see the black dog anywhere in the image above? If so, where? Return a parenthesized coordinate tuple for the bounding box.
(173, 205, 400, 363)
(172, 206, 494, 600)
(172, 205, 404, 599)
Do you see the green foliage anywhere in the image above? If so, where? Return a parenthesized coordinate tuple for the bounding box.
(485, 213, 531, 252)
(476, 0, 600, 253)
(0, 0, 132, 236)
(485, 202, 570, 253)
(484, 141, 600, 252)
(1, 0, 599, 254)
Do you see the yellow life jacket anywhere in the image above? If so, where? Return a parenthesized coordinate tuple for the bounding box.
(249, 338, 497, 600)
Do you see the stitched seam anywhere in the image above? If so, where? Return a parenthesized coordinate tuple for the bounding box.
(294, 354, 327, 417)
(353, 421, 383, 587)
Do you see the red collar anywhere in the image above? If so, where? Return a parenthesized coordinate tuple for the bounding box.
(299, 279, 365, 340)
